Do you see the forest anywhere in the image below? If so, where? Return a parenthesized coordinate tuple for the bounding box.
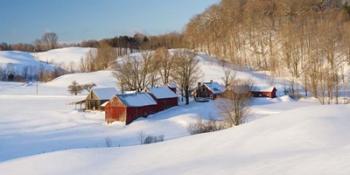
(185, 0, 350, 104)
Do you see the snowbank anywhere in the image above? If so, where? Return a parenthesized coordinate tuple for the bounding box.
(0, 104, 349, 175)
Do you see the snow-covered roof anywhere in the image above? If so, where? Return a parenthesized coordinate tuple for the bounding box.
(251, 86, 276, 92)
(149, 87, 177, 99)
(91, 87, 119, 100)
(204, 81, 225, 94)
(117, 93, 157, 107)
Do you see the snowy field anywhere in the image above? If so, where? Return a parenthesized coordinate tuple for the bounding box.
(0, 51, 55, 77)
(36, 47, 92, 70)
(0, 89, 220, 162)
(0, 47, 92, 75)
(0, 50, 349, 175)
(1, 104, 349, 175)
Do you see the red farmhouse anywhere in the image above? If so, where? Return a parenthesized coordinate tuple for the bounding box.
(250, 86, 277, 98)
(104, 93, 158, 124)
(149, 87, 178, 111)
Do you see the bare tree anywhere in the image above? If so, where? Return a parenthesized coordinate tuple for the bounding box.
(153, 47, 174, 85)
(68, 81, 83, 95)
(139, 52, 156, 90)
(113, 55, 138, 91)
(35, 32, 58, 51)
(80, 50, 96, 72)
(217, 80, 252, 126)
(82, 83, 96, 91)
(139, 131, 145, 145)
(79, 42, 117, 72)
(171, 50, 201, 105)
(95, 41, 117, 70)
(222, 66, 236, 89)
(113, 52, 158, 92)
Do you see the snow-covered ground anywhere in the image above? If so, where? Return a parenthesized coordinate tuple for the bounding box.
(0, 51, 55, 77)
(0, 47, 92, 75)
(0, 91, 221, 162)
(0, 49, 348, 175)
(1, 99, 348, 175)
(36, 47, 92, 71)
(46, 70, 116, 88)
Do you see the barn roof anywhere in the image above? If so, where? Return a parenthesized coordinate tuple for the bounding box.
(149, 87, 178, 99)
(251, 86, 276, 92)
(204, 81, 225, 94)
(117, 93, 157, 107)
(91, 87, 119, 100)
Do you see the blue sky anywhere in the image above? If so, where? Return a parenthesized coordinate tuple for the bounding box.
(0, 0, 219, 44)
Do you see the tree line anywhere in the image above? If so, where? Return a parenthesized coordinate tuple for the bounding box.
(184, 0, 350, 104)
(113, 48, 201, 105)
(0, 32, 186, 52)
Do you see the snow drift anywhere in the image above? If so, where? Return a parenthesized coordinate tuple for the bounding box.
(0, 105, 349, 175)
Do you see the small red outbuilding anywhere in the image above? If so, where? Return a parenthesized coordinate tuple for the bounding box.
(105, 93, 158, 125)
(149, 87, 178, 111)
(250, 86, 277, 98)
(195, 81, 225, 100)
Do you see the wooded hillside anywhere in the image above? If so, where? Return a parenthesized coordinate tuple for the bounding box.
(185, 0, 350, 104)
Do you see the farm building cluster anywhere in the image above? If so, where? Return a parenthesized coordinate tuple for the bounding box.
(105, 87, 178, 124)
(193, 81, 277, 100)
(75, 85, 178, 125)
(75, 81, 277, 125)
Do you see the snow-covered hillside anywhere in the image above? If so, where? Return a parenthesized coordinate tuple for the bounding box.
(1, 104, 349, 175)
(118, 50, 286, 94)
(196, 53, 278, 87)
(46, 70, 116, 87)
(0, 51, 55, 77)
(36, 47, 92, 70)
(0, 47, 92, 76)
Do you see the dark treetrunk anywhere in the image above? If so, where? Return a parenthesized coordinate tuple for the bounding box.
(185, 85, 190, 105)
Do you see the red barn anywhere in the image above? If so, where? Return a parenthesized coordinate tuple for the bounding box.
(195, 81, 225, 100)
(149, 87, 178, 111)
(250, 86, 277, 98)
(104, 93, 158, 125)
